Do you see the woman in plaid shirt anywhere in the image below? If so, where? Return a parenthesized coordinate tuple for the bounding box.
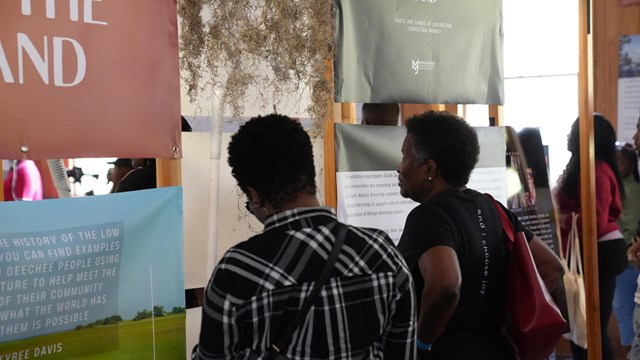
(194, 114, 416, 360)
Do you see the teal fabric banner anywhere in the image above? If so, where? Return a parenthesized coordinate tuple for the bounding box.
(0, 187, 185, 359)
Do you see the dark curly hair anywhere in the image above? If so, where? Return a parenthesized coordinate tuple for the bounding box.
(406, 110, 479, 186)
(557, 114, 625, 200)
(227, 114, 316, 209)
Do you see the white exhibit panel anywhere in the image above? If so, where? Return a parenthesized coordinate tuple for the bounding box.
(181, 132, 214, 289)
(336, 170, 417, 244)
(186, 307, 203, 359)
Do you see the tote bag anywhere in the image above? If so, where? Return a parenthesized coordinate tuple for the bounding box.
(559, 213, 588, 349)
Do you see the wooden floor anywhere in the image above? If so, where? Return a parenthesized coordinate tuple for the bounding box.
(555, 317, 629, 360)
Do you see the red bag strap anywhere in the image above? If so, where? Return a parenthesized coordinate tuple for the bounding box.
(485, 193, 514, 251)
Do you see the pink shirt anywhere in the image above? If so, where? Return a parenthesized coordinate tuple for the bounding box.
(3, 160, 43, 201)
(554, 160, 622, 248)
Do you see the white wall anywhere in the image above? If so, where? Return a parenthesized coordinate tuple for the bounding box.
(501, 0, 578, 188)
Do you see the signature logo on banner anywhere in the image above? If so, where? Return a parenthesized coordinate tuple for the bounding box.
(411, 59, 436, 75)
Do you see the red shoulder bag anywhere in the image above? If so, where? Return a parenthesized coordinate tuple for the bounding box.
(487, 194, 566, 360)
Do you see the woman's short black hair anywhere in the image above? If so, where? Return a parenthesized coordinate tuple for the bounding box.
(227, 114, 316, 209)
(406, 110, 479, 186)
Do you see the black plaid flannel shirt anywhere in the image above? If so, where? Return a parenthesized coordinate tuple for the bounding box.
(194, 207, 416, 359)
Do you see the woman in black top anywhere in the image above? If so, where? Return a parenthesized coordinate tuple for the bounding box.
(396, 111, 563, 359)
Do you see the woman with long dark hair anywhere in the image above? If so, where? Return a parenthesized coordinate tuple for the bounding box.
(554, 114, 629, 360)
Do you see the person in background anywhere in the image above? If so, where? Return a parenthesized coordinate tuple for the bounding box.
(361, 103, 400, 126)
(625, 115, 640, 360)
(114, 158, 156, 192)
(3, 160, 43, 201)
(2, 160, 10, 179)
(396, 111, 563, 359)
(107, 158, 134, 193)
(554, 114, 629, 360)
(614, 143, 640, 354)
(627, 237, 640, 360)
(115, 116, 191, 193)
(193, 114, 416, 359)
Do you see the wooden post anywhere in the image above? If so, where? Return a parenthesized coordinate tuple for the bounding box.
(591, 0, 640, 128)
(592, 0, 619, 126)
(489, 105, 504, 126)
(401, 104, 425, 123)
(341, 103, 357, 124)
(590, 0, 640, 127)
(578, 0, 601, 358)
(444, 104, 458, 116)
(156, 158, 182, 187)
(324, 119, 337, 210)
(400, 104, 452, 123)
(324, 59, 338, 210)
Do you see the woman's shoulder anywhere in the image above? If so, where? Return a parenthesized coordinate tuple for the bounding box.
(594, 160, 619, 186)
(412, 189, 485, 220)
(406, 199, 451, 224)
(595, 159, 615, 175)
(430, 188, 482, 203)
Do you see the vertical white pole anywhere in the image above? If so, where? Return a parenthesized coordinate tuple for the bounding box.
(208, 91, 223, 273)
(150, 265, 156, 360)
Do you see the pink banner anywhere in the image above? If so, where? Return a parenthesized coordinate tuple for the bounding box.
(0, 0, 181, 160)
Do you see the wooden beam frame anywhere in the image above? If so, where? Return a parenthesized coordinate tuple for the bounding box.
(156, 158, 182, 188)
(324, 60, 338, 210)
(340, 103, 357, 124)
(489, 105, 504, 126)
(578, 0, 602, 358)
(400, 104, 458, 124)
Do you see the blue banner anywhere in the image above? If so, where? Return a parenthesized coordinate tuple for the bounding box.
(0, 187, 185, 359)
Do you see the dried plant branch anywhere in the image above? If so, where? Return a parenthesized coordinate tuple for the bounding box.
(178, 0, 334, 135)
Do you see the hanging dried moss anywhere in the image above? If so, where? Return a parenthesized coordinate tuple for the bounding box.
(178, 0, 334, 135)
